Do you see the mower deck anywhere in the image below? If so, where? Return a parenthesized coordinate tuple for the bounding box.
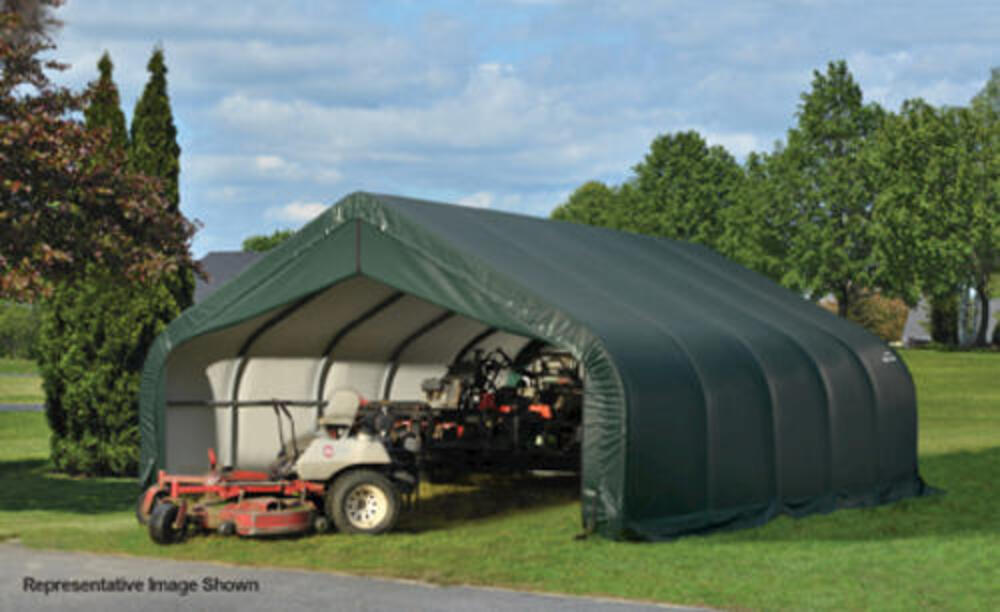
(139, 467, 325, 543)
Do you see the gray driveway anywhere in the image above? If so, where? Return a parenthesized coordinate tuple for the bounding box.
(0, 543, 704, 611)
(0, 403, 42, 412)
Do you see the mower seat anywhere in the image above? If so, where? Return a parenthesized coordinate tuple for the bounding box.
(319, 388, 362, 428)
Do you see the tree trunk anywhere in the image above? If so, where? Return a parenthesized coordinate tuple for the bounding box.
(837, 288, 849, 318)
(975, 278, 992, 346)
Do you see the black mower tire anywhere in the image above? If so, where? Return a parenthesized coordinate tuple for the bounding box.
(148, 501, 184, 545)
(135, 489, 164, 526)
(326, 469, 400, 535)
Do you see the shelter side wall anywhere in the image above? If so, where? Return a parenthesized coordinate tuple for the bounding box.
(165, 406, 223, 473)
(853, 343, 918, 486)
(164, 360, 236, 473)
(678, 243, 920, 492)
(614, 332, 707, 523)
(237, 358, 320, 469)
(163, 318, 267, 473)
(324, 361, 390, 403)
(387, 365, 446, 400)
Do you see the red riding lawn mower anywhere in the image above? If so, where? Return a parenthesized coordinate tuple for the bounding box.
(136, 398, 418, 544)
(136, 344, 582, 544)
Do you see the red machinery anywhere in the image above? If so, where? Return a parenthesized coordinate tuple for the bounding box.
(136, 449, 326, 544)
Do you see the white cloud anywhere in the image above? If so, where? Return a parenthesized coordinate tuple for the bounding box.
(44, 0, 1000, 258)
(265, 201, 328, 223)
(458, 192, 494, 208)
(315, 168, 343, 184)
(254, 155, 286, 171)
(700, 130, 763, 160)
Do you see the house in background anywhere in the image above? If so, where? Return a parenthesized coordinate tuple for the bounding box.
(902, 297, 999, 346)
(194, 251, 264, 304)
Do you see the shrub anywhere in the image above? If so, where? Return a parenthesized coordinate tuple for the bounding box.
(847, 292, 910, 343)
(818, 292, 910, 343)
(36, 267, 180, 476)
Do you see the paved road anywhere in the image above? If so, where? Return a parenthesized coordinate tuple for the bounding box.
(0, 403, 42, 412)
(0, 543, 704, 612)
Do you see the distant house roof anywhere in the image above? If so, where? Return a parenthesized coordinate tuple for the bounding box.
(194, 251, 264, 303)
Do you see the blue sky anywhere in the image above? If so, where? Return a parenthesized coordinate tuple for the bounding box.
(47, 1, 1000, 257)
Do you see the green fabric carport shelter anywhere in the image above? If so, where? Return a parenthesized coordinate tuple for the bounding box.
(139, 191, 930, 540)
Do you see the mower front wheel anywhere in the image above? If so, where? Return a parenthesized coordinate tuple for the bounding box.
(135, 489, 165, 526)
(148, 501, 185, 545)
(326, 470, 400, 535)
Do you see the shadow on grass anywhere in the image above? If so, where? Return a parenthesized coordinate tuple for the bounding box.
(4, 446, 994, 543)
(720, 446, 1000, 543)
(0, 458, 135, 515)
(0, 455, 578, 531)
(396, 473, 580, 533)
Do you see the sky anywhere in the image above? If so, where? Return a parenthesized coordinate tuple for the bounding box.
(45, 0, 1000, 257)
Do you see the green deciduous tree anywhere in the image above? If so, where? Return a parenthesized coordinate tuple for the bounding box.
(719, 147, 798, 284)
(971, 67, 1000, 113)
(875, 99, 1000, 345)
(778, 60, 886, 316)
(871, 100, 970, 304)
(242, 229, 296, 252)
(630, 131, 745, 248)
(550, 132, 744, 257)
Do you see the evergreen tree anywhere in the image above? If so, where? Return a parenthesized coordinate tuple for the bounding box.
(130, 47, 193, 310)
(84, 51, 128, 153)
(36, 51, 189, 476)
(38, 265, 179, 475)
(131, 47, 180, 211)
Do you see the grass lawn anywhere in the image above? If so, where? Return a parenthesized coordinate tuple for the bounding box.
(0, 349, 997, 610)
(0, 358, 43, 404)
(0, 358, 38, 375)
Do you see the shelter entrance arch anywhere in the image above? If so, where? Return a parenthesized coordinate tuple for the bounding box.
(163, 275, 584, 478)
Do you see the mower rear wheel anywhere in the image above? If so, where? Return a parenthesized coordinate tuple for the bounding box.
(326, 470, 400, 535)
(148, 501, 184, 545)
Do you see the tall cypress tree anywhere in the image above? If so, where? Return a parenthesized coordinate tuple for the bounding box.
(37, 52, 185, 476)
(84, 51, 128, 152)
(131, 47, 180, 211)
(130, 47, 193, 309)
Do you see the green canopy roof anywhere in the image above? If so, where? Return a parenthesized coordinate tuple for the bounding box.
(140, 191, 930, 539)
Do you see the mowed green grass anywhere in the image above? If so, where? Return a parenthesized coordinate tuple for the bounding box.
(0, 350, 997, 610)
(0, 358, 43, 404)
(0, 358, 38, 375)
